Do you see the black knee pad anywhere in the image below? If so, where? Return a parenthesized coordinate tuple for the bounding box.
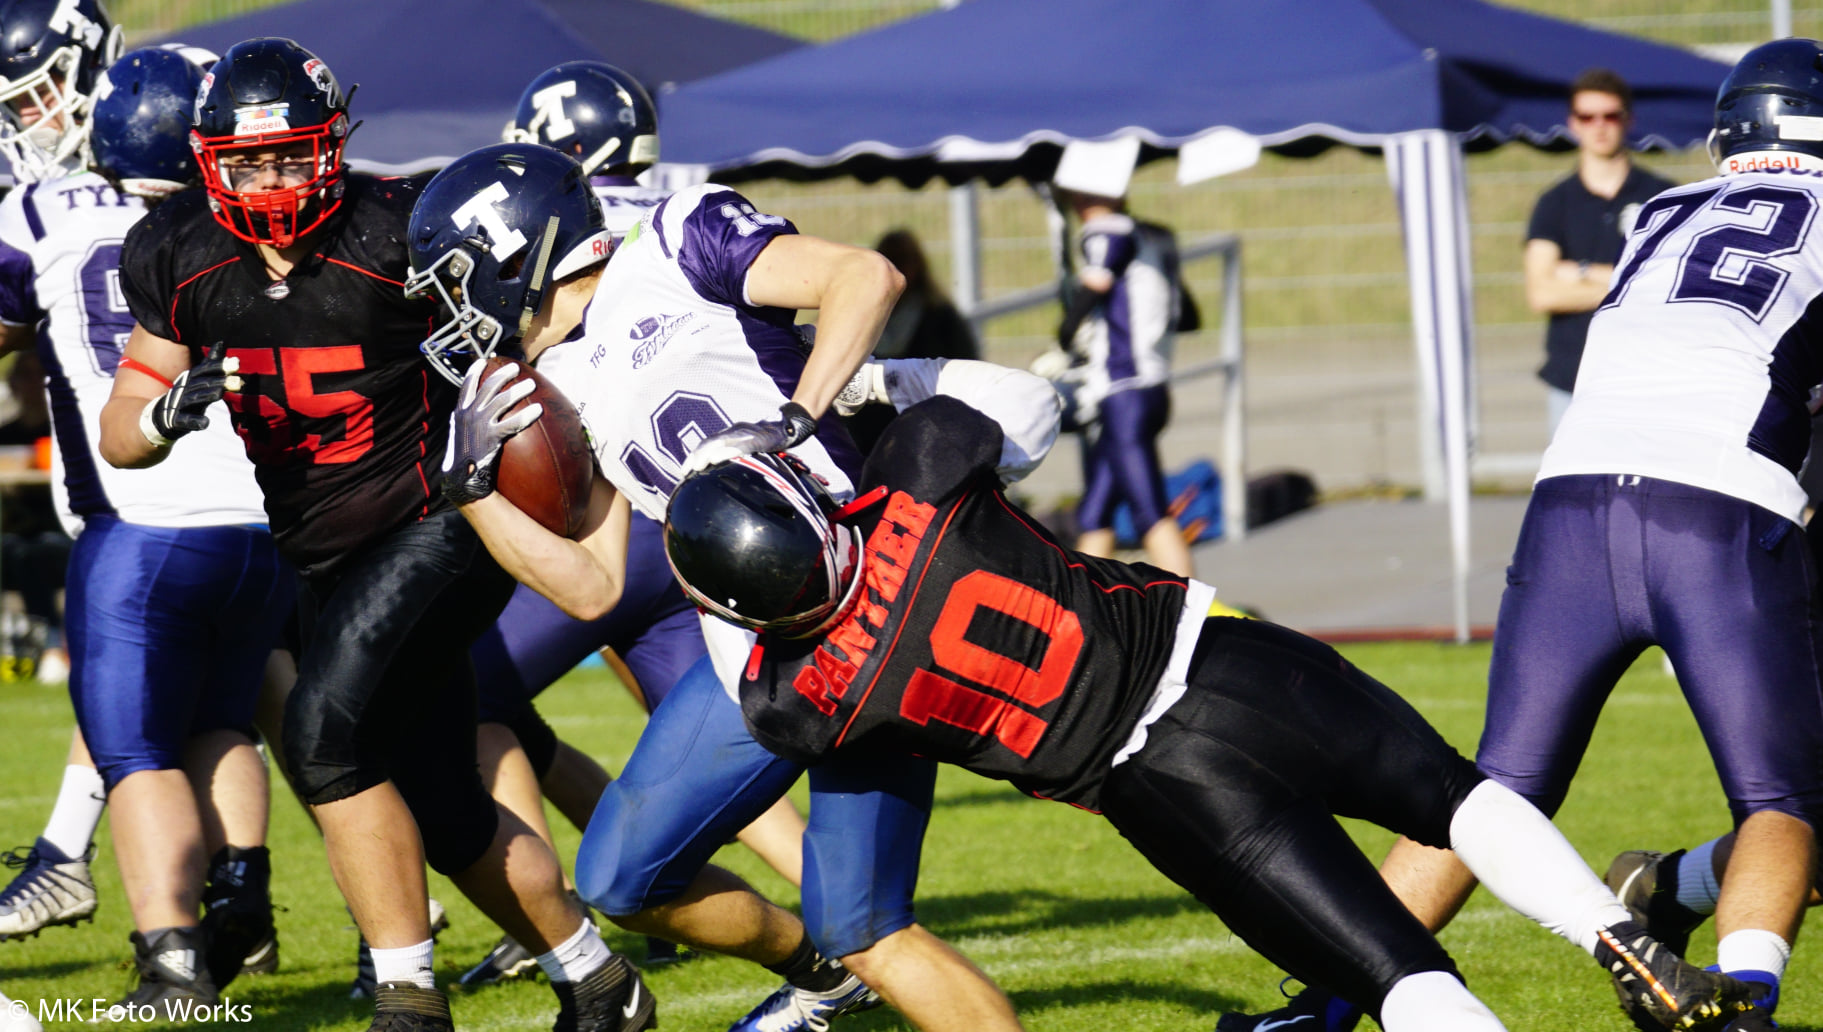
(400, 773, 499, 875)
(505, 702, 559, 781)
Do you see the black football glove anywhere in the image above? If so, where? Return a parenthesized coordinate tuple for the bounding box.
(442, 360, 542, 507)
(682, 401, 818, 474)
(139, 341, 241, 447)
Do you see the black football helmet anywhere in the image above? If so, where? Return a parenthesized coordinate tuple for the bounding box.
(190, 37, 351, 247)
(1712, 38, 1823, 172)
(405, 143, 613, 384)
(503, 61, 658, 176)
(88, 47, 206, 198)
(664, 453, 864, 638)
(0, 0, 122, 182)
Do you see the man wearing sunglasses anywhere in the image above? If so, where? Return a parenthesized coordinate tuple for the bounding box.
(1524, 68, 1674, 435)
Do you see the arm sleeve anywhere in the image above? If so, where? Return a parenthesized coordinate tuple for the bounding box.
(878, 358, 1061, 484)
(672, 186, 799, 308)
(861, 394, 1010, 503)
(0, 238, 39, 327)
(119, 209, 179, 340)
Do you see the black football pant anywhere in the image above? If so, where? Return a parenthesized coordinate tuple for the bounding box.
(1100, 617, 1485, 1018)
(284, 508, 517, 874)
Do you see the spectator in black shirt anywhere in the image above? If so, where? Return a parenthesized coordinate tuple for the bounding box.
(1525, 68, 1674, 434)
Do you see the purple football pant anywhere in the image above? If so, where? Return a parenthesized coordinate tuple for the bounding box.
(1079, 383, 1171, 532)
(1479, 474, 1823, 828)
(471, 513, 704, 721)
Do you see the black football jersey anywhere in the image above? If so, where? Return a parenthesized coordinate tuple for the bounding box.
(120, 175, 452, 578)
(740, 396, 1194, 810)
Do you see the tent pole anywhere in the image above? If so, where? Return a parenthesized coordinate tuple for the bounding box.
(949, 183, 982, 314)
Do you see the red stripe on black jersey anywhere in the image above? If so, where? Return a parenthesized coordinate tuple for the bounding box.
(742, 397, 1191, 811)
(322, 255, 406, 288)
(166, 256, 241, 342)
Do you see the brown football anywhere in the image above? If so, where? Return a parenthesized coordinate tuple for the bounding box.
(486, 355, 594, 538)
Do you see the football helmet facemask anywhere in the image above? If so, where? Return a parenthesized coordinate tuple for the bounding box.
(502, 61, 659, 176)
(1711, 38, 1823, 173)
(405, 142, 613, 384)
(0, 0, 122, 183)
(190, 37, 351, 247)
(89, 47, 207, 198)
(664, 453, 864, 639)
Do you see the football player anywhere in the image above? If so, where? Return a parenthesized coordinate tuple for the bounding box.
(1226, 39, 1823, 1032)
(458, 60, 805, 988)
(95, 40, 644, 1032)
(658, 391, 1757, 1032)
(0, 0, 121, 184)
(409, 142, 1025, 1032)
(0, 46, 296, 1007)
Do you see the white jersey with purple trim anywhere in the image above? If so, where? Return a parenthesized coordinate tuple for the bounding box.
(1070, 212, 1178, 405)
(535, 182, 859, 523)
(591, 175, 671, 241)
(535, 183, 860, 694)
(0, 172, 264, 536)
(1540, 169, 1823, 524)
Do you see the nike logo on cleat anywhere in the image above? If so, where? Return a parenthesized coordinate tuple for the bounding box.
(1257, 1019, 1314, 1032)
(622, 981, 642, 1020)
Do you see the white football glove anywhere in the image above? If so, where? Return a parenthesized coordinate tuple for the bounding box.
(833, 361, 890, 417)
(1029, 349, 1077, 382)
(681, 402, 818, 475)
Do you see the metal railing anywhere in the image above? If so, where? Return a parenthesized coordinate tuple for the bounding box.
(959, 233, 1249, 542)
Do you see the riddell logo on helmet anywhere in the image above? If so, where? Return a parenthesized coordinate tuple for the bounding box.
(1725, 153, 1822, 173)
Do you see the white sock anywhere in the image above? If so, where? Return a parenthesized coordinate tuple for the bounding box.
(1448, 780, 1632, 953)
(41, 765, 105, 859)
(369, 939, 435, 990)
(535, 918, 613, 983)
(1379, 970, 1507, 1032)
(1718, 929, 1790, 982)
(1675, 838, 1723, 916)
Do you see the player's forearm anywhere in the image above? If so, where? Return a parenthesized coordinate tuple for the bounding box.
(458, 492, 625, 621)
(882, 359, 1062, 481)
(1525, 263, 1614, 314)
(98, 396, 170, 469)
(790, 254, 903, 417)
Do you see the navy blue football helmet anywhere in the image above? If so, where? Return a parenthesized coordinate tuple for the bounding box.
(503, 61, 658, 176)
(88, 47, 206, 197)
(0, 0, 122, 182)
(665, 452, 863, 638)
(406, 143, 613, 384)
(1712, 38, 1823, 170)
(190, 37, 351, 247)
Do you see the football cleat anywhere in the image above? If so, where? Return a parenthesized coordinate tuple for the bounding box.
(457, 932, 539, 987)
(201, 845, 274, 988)
(1597, 921, 1755, 1032)
(353, 898, 450, 1000)
(727, 971, 880, 1032)
(552, 954, 657, 1032)
(1723, 1008, 1778, 1031)
(1606, 849, 1707, 957)
(239, 930, 279, 976)
(644, 935, 697, 968)
(0, 837, 96, 938)
(1215, 982, 1362, 1032)
(113, 926, 219, 1012)
(368, 982, 453, 1032)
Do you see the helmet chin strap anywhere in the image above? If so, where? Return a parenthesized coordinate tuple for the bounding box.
(1717, 149, 1823, 175)
(515, 215, 562, 339)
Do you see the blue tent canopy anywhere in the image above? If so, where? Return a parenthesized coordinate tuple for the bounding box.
(659, 0, 1731, 185)
(158, 0, 804, 171)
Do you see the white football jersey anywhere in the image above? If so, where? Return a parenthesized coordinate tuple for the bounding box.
(1070, 212, 1178, 404)
(1541, 168, 1823, 524)
(0, 173, 265, 536)
(535, 184, 863, 694)
(535, 183, 859, 523)
(592, 175, 670, 241)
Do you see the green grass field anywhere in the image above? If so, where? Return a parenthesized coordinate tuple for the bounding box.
(0, 642, 1809, 1030)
